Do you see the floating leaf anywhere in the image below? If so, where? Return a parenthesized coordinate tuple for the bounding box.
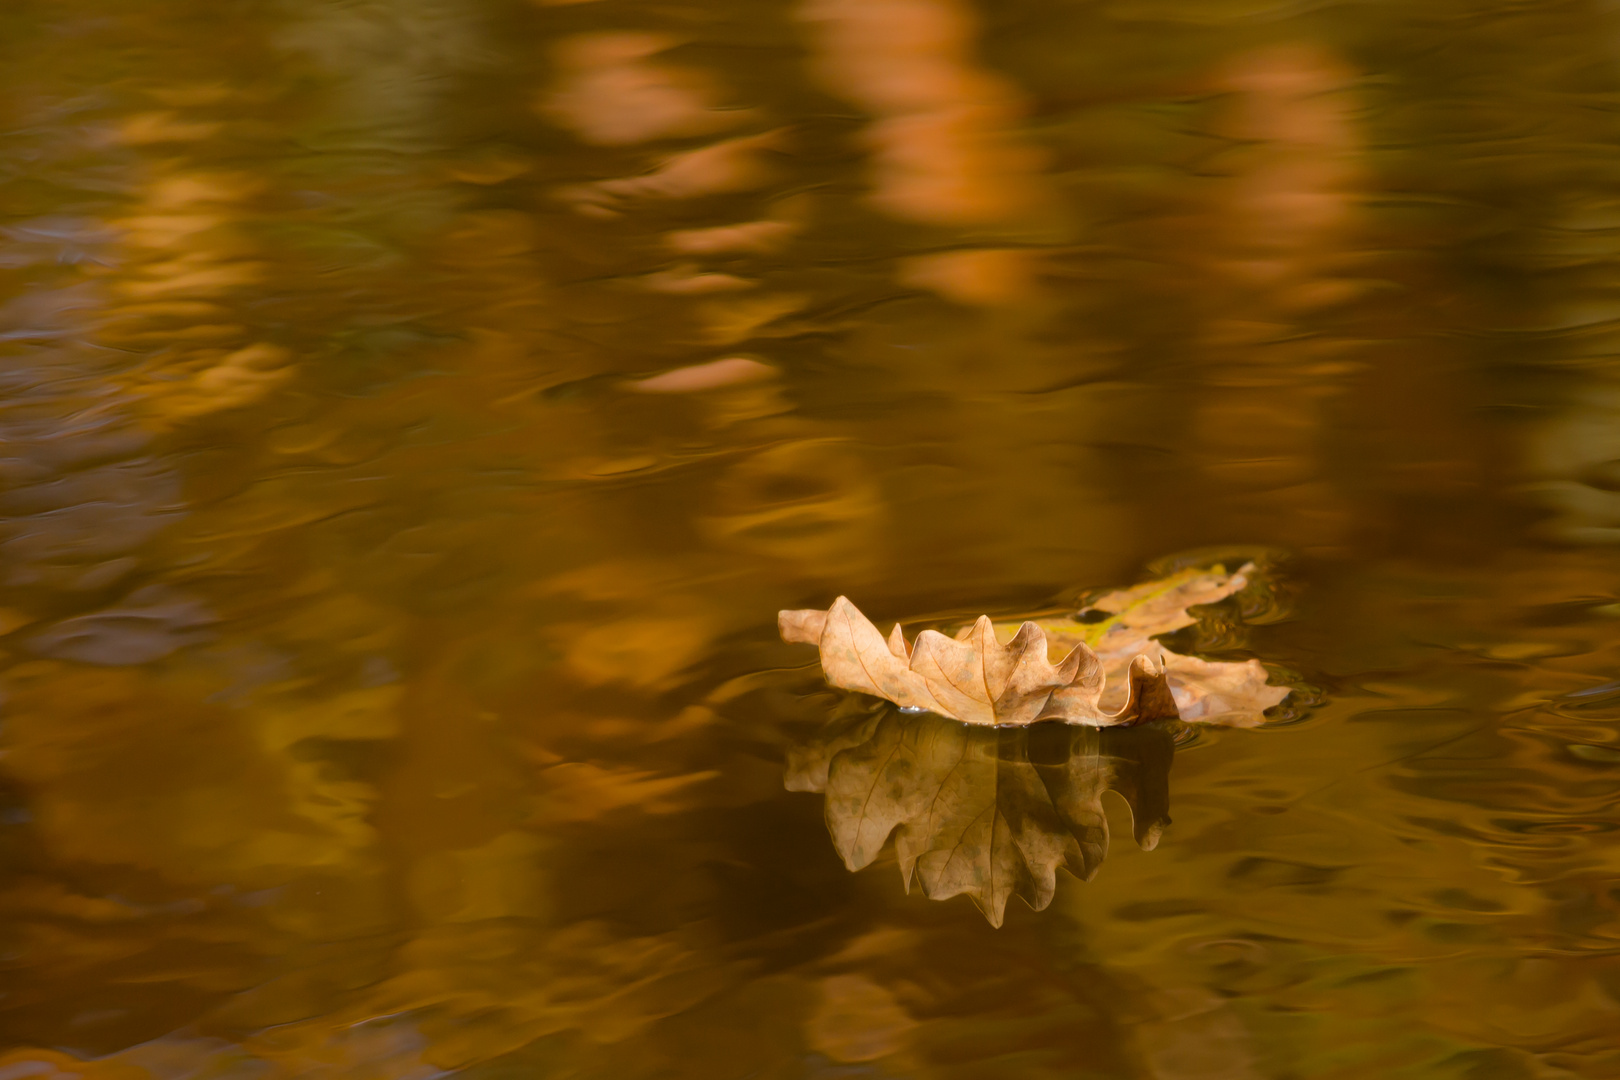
(779, 599, 1178, 726)
(780, 563, 1289, 727)
(1011, 562, 1290, 725)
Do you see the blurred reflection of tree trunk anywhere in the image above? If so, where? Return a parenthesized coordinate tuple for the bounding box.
(794, 0, 1144, 589)
(1185, 43, 1365, 555)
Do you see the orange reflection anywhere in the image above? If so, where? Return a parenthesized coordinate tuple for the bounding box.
(1202, 43, 1362, 313)
(102, 129, 294, 424)
(541, 33, 746, 147)
(797, 0, 1049, 227)
(1186, 43, 1366, 551)
(897, 247, 1043, 307)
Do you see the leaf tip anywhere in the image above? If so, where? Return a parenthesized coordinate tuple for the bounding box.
(1119, 652, 1180, 724)
(1054, 639, 1101, 686)
(779, 608, 827, 644)
(887, 622, 909, 660)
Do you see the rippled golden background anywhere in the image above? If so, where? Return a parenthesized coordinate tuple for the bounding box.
(1, 0, 1619, 1076)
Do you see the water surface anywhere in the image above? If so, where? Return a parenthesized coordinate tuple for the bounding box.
(2, 1, 1620, 1077)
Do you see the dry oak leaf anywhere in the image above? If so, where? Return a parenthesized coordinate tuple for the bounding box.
(1014, 562, 1290, 726)
(779, 598, 1179, 726)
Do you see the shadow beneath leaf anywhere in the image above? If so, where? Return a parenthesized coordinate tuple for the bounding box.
(787, 709, 1175, 926)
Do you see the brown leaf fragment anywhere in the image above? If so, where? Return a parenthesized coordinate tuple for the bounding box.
(1022, 563, 1291, 726)
(778, 598, 1165, 726)
(778, 608, 826, 645)
(782, 563, 1295, 727)
(1118, 654, 1183, 726)
(1162, 653, 1288, 727)
(807, 597, 949, 715)
(886, 622, 907, 660)
(1087, 564, 1256, 646)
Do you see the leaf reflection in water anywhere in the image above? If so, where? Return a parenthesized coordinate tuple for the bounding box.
(788, 709, 1175, 927)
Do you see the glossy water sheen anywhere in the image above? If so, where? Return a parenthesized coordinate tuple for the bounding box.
(3, 1, 1620, 1077)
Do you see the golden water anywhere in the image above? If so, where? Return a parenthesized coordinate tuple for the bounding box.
(2, 0, 1620, 1076)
